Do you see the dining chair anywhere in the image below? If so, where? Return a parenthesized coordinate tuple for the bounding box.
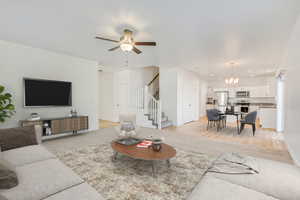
(239, 111, 257, 136)
(206, 109, 223, 131)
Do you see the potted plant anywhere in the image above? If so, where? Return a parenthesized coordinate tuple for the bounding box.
(0, 85, 15, 123)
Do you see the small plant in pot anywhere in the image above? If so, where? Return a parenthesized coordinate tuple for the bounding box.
(0, 85, 15, 123)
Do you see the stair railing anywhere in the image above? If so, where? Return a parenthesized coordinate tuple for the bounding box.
(136, 87, 145, 112)
(136, 85, 162, 129)
(147, 73, 159, 87)
(148, 93, 162, 129)
(147, 73, 159, 100)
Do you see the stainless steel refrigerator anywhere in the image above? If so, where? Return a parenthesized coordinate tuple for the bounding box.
(215, 91, 229, 113)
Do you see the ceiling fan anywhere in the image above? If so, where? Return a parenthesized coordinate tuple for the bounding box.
(95, 29, 156, 54)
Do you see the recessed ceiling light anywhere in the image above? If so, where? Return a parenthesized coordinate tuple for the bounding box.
(227, 61, 239, 67)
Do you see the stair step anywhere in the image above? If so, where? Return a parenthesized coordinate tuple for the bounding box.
(162, 116, 168, 122)
(143, 112, 171, 129)
(161, 120, 172, 129)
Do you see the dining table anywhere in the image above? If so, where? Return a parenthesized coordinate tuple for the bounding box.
(219, 111, 244, 134)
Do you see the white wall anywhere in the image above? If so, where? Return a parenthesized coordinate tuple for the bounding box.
(283, 16, 300, 166)
(160, 67, 178, 125)
(0, 40, 99, 130)
(199, 80, 208, 117)
(160, 67, 204, 126)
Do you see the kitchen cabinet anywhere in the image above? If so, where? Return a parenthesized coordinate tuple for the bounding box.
(206, 104, 216, 110)
(207, 87, 215, 97)
(260, 108, 276, 129)
(212, 84, 276, 98)
(249, 105, 259, 112)
(228, 88, 236, 98)
(250, 86, 266, 97)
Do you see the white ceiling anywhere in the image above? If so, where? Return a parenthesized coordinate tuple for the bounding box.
(1, 0, 300, 79)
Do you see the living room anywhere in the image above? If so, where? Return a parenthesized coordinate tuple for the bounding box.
(1, 1, 300, 200)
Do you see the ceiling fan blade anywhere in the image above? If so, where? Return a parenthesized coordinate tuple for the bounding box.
(132, 47, 142, 54)
(108, 46, 120, 51)
(135, 42, 156, 46)
(95, 36, 119, 43)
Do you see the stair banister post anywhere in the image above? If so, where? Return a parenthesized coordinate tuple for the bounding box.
(144, 85, 149, 114)
(158, 100, 162, 130)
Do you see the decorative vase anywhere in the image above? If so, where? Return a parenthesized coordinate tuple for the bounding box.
(151, 139, 162, 152)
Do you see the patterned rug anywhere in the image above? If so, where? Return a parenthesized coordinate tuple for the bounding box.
(55, 144, 215, 200)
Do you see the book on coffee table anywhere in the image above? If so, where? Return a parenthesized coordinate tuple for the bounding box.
(137, 140, 152, 148)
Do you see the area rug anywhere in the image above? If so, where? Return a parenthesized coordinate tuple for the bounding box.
(55, 144, 215, 200)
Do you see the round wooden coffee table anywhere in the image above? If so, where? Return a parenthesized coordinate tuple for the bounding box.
(111, 141, 176, 177)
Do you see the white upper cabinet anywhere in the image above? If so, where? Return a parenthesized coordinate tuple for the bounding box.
(228, 88, 236, 98)
(250, 86, 266, 97)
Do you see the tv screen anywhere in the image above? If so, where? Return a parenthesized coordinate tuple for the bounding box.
(24, 78, 72, 107)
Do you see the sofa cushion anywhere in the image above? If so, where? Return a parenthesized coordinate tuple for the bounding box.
(2, 145, 56, 167)
(0, 159, 83, 200)
(0, 159, 18, 189)
(211, 157, 300, 200)
(44, 183, 104, 200)
(0, 126, 38, 151)
(34, 125, 42, 144)
(188, 175, 279, 200)
(0, 194, 8, 200)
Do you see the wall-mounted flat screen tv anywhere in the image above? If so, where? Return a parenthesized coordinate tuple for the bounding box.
(24, 78, 72, 107)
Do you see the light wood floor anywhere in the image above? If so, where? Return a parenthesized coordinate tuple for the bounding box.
(164, 118, 293, 163)
(98, 118, 293, 164)
(99, 120, 119, 129)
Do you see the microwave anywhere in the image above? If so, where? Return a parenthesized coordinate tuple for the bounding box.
(236, 91, 250, 98)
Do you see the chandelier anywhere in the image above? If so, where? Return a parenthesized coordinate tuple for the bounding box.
(225, 61, 239, 85)
(225, 77, 239, 85)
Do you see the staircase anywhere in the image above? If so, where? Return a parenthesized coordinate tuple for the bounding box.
(161, 112, 173, 129)
(136, 74, 172, 129)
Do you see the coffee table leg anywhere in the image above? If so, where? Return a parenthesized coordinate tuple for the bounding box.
(166, 159, 171, 168)
(112, 151, 118, 162)
(152, 161, 156, 177)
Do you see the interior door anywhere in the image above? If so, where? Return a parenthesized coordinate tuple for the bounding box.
(117, 83, 129, 119)
(183, 82, 193, 124)
(182, 77, 198, 124)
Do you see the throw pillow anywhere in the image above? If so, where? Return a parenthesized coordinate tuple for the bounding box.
(0, 194, 8, 200)
(0, 126, 38, 151)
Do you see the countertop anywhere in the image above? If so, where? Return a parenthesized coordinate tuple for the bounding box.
(248, 103, 276, 108)
(206, 103, 276, 109)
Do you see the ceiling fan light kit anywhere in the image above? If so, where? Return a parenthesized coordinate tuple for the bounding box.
(120, 43, 133, 52)
(95, 29, 156, 54)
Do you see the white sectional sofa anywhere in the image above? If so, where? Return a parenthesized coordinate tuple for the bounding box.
(0, 127, 104, 200)
(188, 156, 300, 200)
(2, 126, 300, 200)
